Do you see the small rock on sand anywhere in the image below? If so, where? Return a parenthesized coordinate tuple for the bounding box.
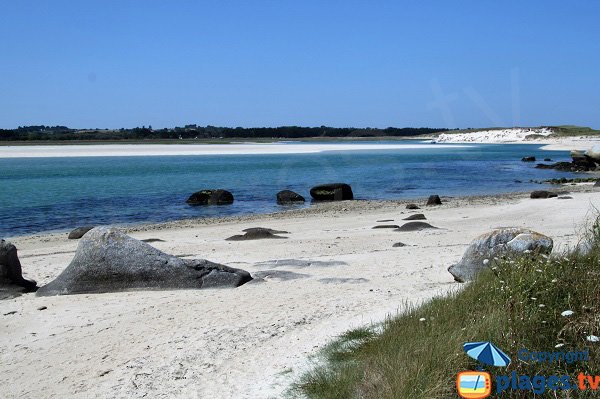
(372, 225, 400, 229)
(226, 228, 288, 241)
(403, 214, 426, 221)
(406, 204, 420, 210)
(68, 226, 95, 239)
(392, 242, 407, 247)
(396, 222, 438, 232)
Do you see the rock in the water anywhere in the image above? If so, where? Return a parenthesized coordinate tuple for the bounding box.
(0, 240, 37, 298)
(403, 214, 426, 221)
(372, 225, 400, 229)
(276, 190, 305, 204)
(521, 156, 536, 162)
(530, 190, 558, 199)
(544, 158, 553, 162)
(396, 222, 438, 232)
(426, 195, 442, 206)
(186, 189, 234, 206)
(309, 183, 353, 201)
(226, 228, 287, 241)
(36, 228, 251, 296)
(392, 242, 407, 247)
(447, 228, 553, 282)
(68, 226, 95, 239)
(406, 204, 420, 210)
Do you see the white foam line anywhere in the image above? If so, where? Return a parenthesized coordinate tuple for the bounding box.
(0, 143, 473, 158)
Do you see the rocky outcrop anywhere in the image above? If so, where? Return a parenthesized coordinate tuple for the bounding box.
(37, 228, 251, 296)
(535, 150, 599, 172)
(447, 228, 553, 282)
(68, 226, 95, 239)
(186, 189, 234, 205)
(530, 190, 558, 199)
(309, 183, 353, 201)
(276, 190, 305, 204)
(521, 156, 536, 162)
(1, 240, 37, 298)
(426, 195, 442, 206)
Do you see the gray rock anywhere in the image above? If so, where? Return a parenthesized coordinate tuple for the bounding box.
(1, 240, 37, 299)
(276, 190, 305, 204)
(405, 204, 420, 210)
(186, 189, 234, 205)
(530, 190, 558, 199)
(310, 183, 353, 201)
(68, 226, 95, 239)
(426, 195, 442, 206)
(372, 225, 400, 229)
(396, 222, 438, 232)
(447, 228, 553, 282)
(392, 242, 407, 247)
(141, 238, 166, 243)
(36, 227, 251, 296)
(403, 213, 426, 221)
(226, 228, 287, 241)
(521, 156, 536, 162)
(595, 180, 600, 187)
(376, 219, 394, 222)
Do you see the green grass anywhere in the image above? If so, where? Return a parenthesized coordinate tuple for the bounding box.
(550, 126, 600, 137)
(294, 218, 600, 398)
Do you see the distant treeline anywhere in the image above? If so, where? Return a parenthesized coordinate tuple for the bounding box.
(0, 125, 448, 141)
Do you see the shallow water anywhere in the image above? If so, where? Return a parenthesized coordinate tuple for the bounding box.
(0, 142, 578, 237)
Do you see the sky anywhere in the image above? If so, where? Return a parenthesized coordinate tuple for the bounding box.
(1, 1, 599, 129)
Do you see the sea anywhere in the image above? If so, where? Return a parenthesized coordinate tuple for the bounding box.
(0, 141, 580, 237)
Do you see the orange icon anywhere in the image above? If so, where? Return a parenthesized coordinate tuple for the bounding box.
(456, 371, 492, 398)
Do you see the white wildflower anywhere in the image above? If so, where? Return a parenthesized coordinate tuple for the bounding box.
(536, 269, 543, 273)
(587, 335, 599, 343)
(555, 343, 564, 348)
(561, 310, 575, 317)
(551, 279, 558, 283)
(539, 304, 546, 308)
(419, 318, 426, 322)
(483, 259, 490, 265)
(531, 297, 537, 301)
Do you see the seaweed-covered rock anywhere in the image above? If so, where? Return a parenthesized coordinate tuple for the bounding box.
(186, 189, 234, 205)
(530, 191, 558, 199)
(276, 190, 305, 204)
(309, 183, 353, 201)
(447, 228, 553, 282)
(37, 228, 251, 296)
(521, 156, 536, 162)
(426, 195, 442, 206)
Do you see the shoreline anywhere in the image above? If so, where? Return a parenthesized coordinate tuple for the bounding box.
(7, 187, 590, 241)
(0, 136, 598, 158)
(2, 187, 600, 398)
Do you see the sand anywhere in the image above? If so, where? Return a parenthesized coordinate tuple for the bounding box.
(0, 142, 469, 158)
(1, 188, 599, 398)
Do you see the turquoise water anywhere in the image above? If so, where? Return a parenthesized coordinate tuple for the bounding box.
(0, 142, 578, 237)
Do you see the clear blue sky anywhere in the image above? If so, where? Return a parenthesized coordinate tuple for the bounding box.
(1, 1, 598, 129)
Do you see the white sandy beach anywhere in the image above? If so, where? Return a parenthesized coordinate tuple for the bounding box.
(1, 188, 599, 398)
(0, 142, 470, 158)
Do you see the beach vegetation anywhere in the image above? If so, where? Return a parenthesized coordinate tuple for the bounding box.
(294, 216, 600, 398)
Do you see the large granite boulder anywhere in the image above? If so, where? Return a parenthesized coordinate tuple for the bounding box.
(68, 226, 95, 239)
(1, 240, 37, 298)
(310, 183, 353, 201)
(276, 190, 305, 204)
(448, 228, 553, 282)
(37, 228, 252, 296)
(186, 189, 234, 206)
(585, 145, 600, 162)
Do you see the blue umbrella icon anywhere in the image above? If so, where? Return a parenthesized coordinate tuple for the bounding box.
(463, 341, 511, 367)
